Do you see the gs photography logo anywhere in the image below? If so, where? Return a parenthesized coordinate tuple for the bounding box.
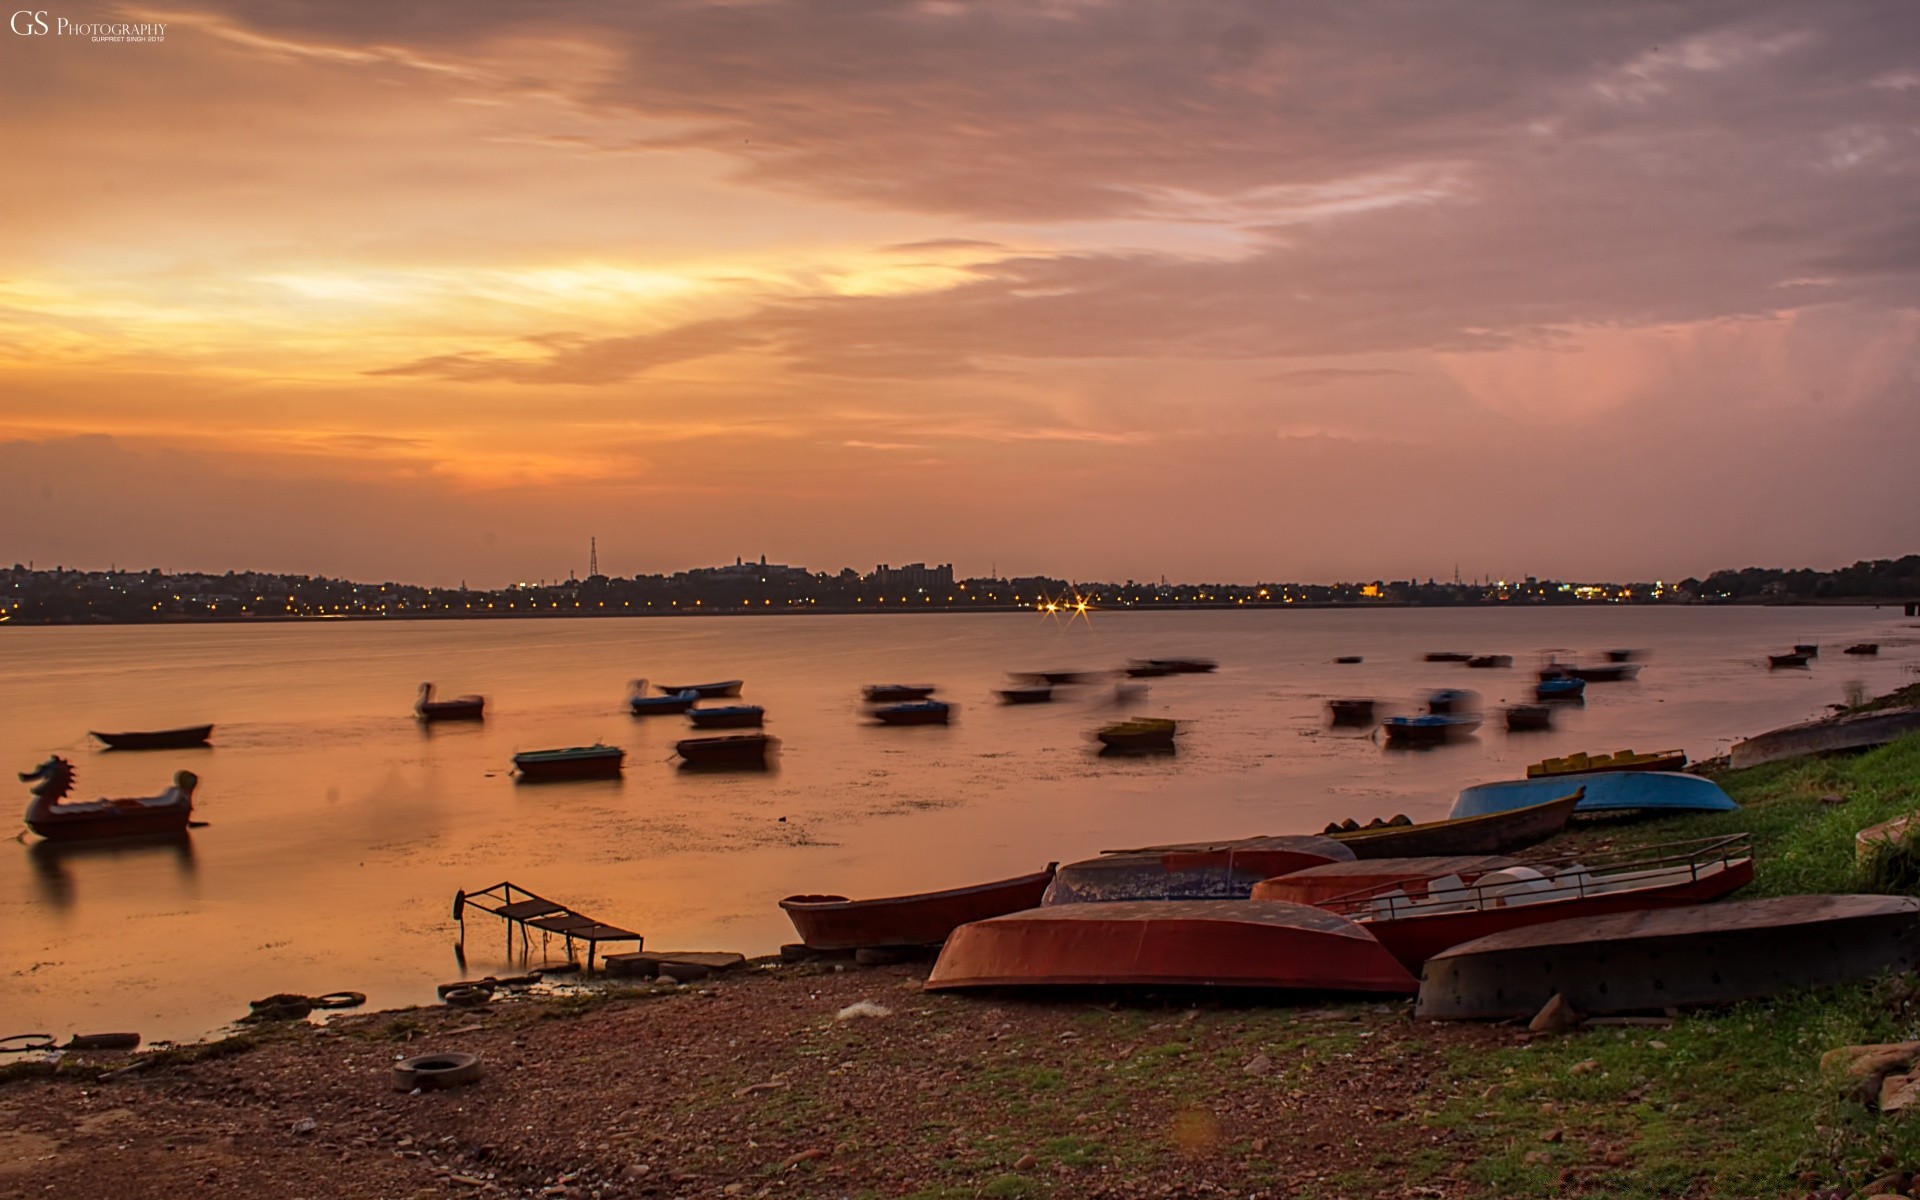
(9, 10, 165, 40)
(10, 10, 49, 34)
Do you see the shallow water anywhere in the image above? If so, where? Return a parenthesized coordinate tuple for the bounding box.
(1, 607, 1914, 1041)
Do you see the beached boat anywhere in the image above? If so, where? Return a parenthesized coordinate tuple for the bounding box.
(1124, 662, 1176, 678)
(863, 684, 937, 703)
(1253, 856, 1519, 908)
(90, 725, 213, 751)
(997, 684, 1054, 704)
(1844, 643, 1880, 656)
(688, 705, 765, 729)
(1317, 834, 1754, 970)
(1465, 655, 1512, 669)
(629, 684, 699, 715)
(676, 733, 774, 767)
(512, 744, 625, 781)
(1526, 749, 1686, 778)
(1449, 770, 1738, 819)
(416, 682, 485, 722)
(779, 866, 1057, 951)
(873, 700, 952, 726)
(1052, 835, 1352, 904)
(1095, 718, 1177, 752)
(1415, 894, 1920, 1020)
(1328, 698, 1376, 725)
(657, 679, 744, 698)
(1324, 792, 1581, 859)
(20, 756, 197, 842)
(1730, 704, 1920, 769)
(1382, 714, 1481, 746)
(1768, 651, 1812, 669)
(925, 900, 1419, 994)
(1505, 704, 1553, 731)
(1535, 677, 1586, 702)
(1424, 652, 1474, 663)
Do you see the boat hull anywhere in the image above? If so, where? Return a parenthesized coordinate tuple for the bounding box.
(419, 701, 485, 722)
(27, 806, 192, 842)
(1382, 715, 1481, 745)
(1330, 793, 1580, 858)
(1504, 705, 1553, 731)
(90, 725, 213, 751)
(998, 687, 1054, 704)
(1051, 836, 1352, 904)
(875, 701, 950, 725)
(780, 867, 1057, 950)
(1730, 706, 1920, 770)
(513, 750, 625, 781)
(689, 707, 764, 729)
(676, 734, 773, 766)
(660, 681, 744, 699)
(1416, 894, 1920, 1019)
(864, 685, 936, 703)
(630, 694, 697, 716)
(1450, 771, 1736, 819)
(1252, 856, 1519, 907)
(926, 899, 1418, 994)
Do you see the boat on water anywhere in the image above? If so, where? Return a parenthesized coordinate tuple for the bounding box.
(1055, 835, 1353, 904)
(657, 679, 744, 699)
(925, 899, 1419, 995)
(629, 683, 699, 716)
(873, 700, 952, 726)
(20, 756, 197, 842)
(1095, 718, 1177, 753)
(779, 866, 1057, 951)
(1147, 658, 1218, 674)
(1535, 677, 1586, 702)
(688, 705, 765, 729)
(1568, 662, 1642, 682)
(1123, 662, 1176, 678)
(863, 684, 937, 703)
(90, 725, 213, 751)
(1012, 670, 1103, 686)
(676, 733, 774, 767)
(1794, 643, 1820, 657)
(1505, 704, 1554, 731)
(1334, 655, 1364, 665)
(997, 684, 1054, 704)
(1465, 655, 1512, 669)
(1382, 714, 1481, 746)
(1425, 689, 1477, 715)
(1328, 698, 1376, 725)
(1424, 652, 1474, 663)
(1416, 893, 1920, 1020)
(512, 744, 625, 781)
(1844, 643, 1881, 656)
(1526, 748, 1686, 778)
(1768, 651, 1813, 669)
(1317, 834, 1754, 970)
(1449, 770, 1738, 819)
(1324, 792, 1581, 859)
(1603, 649, 1644, 663)
(1253, 855, 1519, 907)
(416, 682, 485, 722)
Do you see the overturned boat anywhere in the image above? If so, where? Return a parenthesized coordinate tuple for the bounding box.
(1450, 771, 1737, 819)
(1054, 835, 1352, 904)
(779, 865, 1057, 951)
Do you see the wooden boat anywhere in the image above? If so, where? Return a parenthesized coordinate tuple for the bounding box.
(1504, 704, 1553, 731)
(1054, 835, 1352, 904)
(21, 756, 197, 842)
(675, 733, 774, 767)
(779, 865, 1057, 950)
(657, 679, 744, 698)
(1794, 643, 1820, 657)
(416, 682, 485, 722)
(863, 684, 937, 703)
(874, 700, 951, 726)
(1425, 689, 1476, 715)
(1415, 894, 1920, 1020)
(1450, 770, 1738, 819)
(1465, 655, 1512, 669)
(1328, 698, 1375, 725)
(1147, 658, 1218, 674)
(629, 684, 698, 715)
(1526, 748, 1686, 778)
(1844, 643, 1881, 656)
(1730, 704, 1920, 769)
(1334, 655, 1364, 664)
(1095, 718, 1177, 752)
(1534, 677, 1586, 702)
(1768, 651, 1812, 669)
(1324, 792, 1581, 859)
(997, 684, 1054, 704)
(512, 744, 625, 781)
(1382, 714, 1481, 746)
(925, 900, 1419, 994)
(90, 725, 213, 751)
(1424, 652, 1474, 663)
(1317, 834, 1754, 970)
(688, 705, 765, 729)
(1253, 855, 1519, 907)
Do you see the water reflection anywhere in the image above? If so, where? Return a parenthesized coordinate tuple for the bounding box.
(28, 834, 198, 909)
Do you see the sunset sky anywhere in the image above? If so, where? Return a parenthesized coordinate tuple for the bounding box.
(3, 1, 1917, 586)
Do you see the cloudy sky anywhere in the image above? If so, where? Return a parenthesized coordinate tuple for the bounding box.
(2, 0, 1916, 585)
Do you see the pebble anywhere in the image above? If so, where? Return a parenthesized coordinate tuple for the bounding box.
(1540, 1129, 1563, 1143)
(1014, 1154, 1038, 1171)
(1241, 1055, 1273, 1077)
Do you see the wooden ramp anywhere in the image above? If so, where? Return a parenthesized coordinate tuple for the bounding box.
(454, 881, 643, 972)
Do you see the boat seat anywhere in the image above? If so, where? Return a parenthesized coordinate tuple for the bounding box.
(1412, 874, 1480, 914)
(1474, 866, 1558, 906)
(1367, 888, 1411, 918)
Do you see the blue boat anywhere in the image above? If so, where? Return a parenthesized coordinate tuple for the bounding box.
(1449, 770, 1738, 819)
(1535, 677, 1586, 702)
(1382, 713, 1481, 746)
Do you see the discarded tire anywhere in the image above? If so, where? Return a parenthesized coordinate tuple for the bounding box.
(436, 980, 498, 1000)
(248, 993, 314, 1021)
(441, 986, 492, 1008)
(310, 992, 367, 1010)
(0, 1033, 55, 1054)
(392, 1052, 483, 1092)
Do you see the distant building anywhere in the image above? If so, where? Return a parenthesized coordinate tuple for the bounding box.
(681, 554, 813, 586)
(869, 562, 954, 593)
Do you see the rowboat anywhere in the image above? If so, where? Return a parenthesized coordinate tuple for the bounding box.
(1424, 652, 1473, 663)
(1768, 652, 1812, 669)
(658, 679, 744, 698)
(1731, 705, 1920, 769)
(1147, 658, 1218, 674)
(1844, 643, 1880, 656)
(1324, 791, 1581, 858)
(779, 866, 1057, 951)
(1504, 704, 1553, 731)
(1526, 749, 1686, 778)
(874, 700, 951, 726)
(1425, 689, 1476, 715)
(1328, 699, 1375, 725)
(1465, 655, 1512, 669)
(1535, 677, 1585, 702)
(90, 725, 213, 751)
(1449, 770, 1738, 819)
(1095, 718, 1177, 752)
(1382, 714, 1481, 746)
(688, 705, 764, 729)
(1013, 670, 1103, 686)
(629, 687, 698, 716)
(21, 756, 197, 842)
(676, 733, 774, 767)
(416, 682, 485, 722)
(997, 685, 1054, 704)
(1568, 662, 1641, 682)
(1416, 894, 1920, 1020)
(1794, 643, 1820, 657)
(1334, 655, 1364, 664)
(512, 744, 625, 781)
(1124, 662, 1175, 678)
(1052, 835, 1352, 904)
(863, 684, 937, 703)
(925, 900, 1418, 994)
(1317, 834, 1754, 970)
(1252, 856, 1519, 907)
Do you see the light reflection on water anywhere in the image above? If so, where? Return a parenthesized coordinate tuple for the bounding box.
(1, 607, 1913, 1041)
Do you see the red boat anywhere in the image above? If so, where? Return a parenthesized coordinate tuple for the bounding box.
(416, 682, 485, 722)
(779, 866, 1057, 951)
(925, 899, 1418, 994)
(21, 756, 198, 842)
(1315, 834, 1754, 970)
(1049, 835, 1353, 904)
(676, 733, 774, 767)
(1252, 856, 1520, 908)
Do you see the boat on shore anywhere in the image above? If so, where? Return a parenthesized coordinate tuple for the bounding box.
(1324, 792, 1581, 859)
(925, 900, 1419, 994)
(416, 682, 485, 722)
(1056, 835, 1352, 904)
(873, 700, 951, 726)
(779, 866, 1057, 951)
(90, 725, 213, 751)
(658, 679, 744, 699)
(676, 733, 774, 767)
(863, 684, 937, 703)
(1465, 654, 1512, 669)
(1526, 749, 1686, 778)
(1253, 855, 1519, 907)
(1450, 770, 1737, 819)
(1095, 718, 1177, 752)
(21, 756, 197, 842)
(1382, 714, 1481, 747)
(1416, 894, 1920, 1020)
(1328, 698, 1375, 725)
(1768, 651, 1812, 669)
(688, 705, 765, 729)
(1535, 677, 1586, 702)
(1504, 704, 1554, 731)
(1730, 704, 1920, 769)
(512, 744, 625, 781)
(997, 684, 1054, 704)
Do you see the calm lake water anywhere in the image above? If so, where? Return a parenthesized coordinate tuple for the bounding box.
(2, 607, 1916, 1041)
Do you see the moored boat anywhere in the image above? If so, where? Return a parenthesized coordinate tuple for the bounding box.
(1334, 655, 1364, 665)
(1425, 689, 1477, 715)
(873, 699, 952, 725)
(1147, 658, 1218, 674)
(925, 900, 1419, 994)
(676, 733, 775, 767)
(863, 684, 937, 703)
(997, 684, 1054, 704)
(688, 705, 765, 729)
(1324, 792, 1581, 859)
(1012, 670, 1102, 686)
(779, 865, 1057, 951)
(1535, 677, 1586, 702)
(658, 679, 744, 698)
(1253, 855, 1519, 907)
(1424, 652, 1473, 663)
(416, 682, 485, 722)
(1328, 698, 1376, 725)
(1123, 662, 1175, 678)
(90, 725, 214, 751)
(21, 756, 197, 842)
(1768, 651, 1812, 669)
(1382, 714, 1481, 746)
(1794, 643, 1820, 657)
(1095, 718, 1177, 752)
(1416, 893, 1920, 1020)
(512, 744, 625, 781)
(1449, 770, 1738, 819)
(1053, 835, 1352, 904)
(1526, 748, 1686, 778)
(629, 680, 699, 715)
(1844, 643, 1880, 656)
(1504, 704, 1554, 731)
(1465, 654, 1512, 669)
(1569, 662, 1642, 682)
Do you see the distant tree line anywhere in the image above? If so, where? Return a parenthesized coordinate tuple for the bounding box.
(1678, 557, 1920, 602)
